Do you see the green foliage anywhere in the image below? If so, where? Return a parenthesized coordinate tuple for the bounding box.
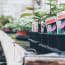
(59, 3, 65, 11)
(46, 0, 56, 16)
(0, 16, 10, 28)
(20, 13, 33, 17)
(32, 0, 65, 23)
(16, 24, 32, 31)
(26, 7, 34, 10)
(32, 0, 58, 22)
(3, 23, 17, 32)
(33, 10, 48, 22)
(34, 11, 47, 17)
(46, 0, 65, 15)
(3, 22, 32, 32)
(46, 3, 56, 7)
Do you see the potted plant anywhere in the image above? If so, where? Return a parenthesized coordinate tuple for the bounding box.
(45, 0, 59, 34)
(2, 23, 17, 33)
(32, 10, 48, 32)
(2, 23, 12, 33)
(45, 0, 65, 34)
(16, 23, 32, 40)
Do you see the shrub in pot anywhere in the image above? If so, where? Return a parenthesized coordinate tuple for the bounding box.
(16, 25, 32, 40)
(45, 0, 65, 34)
(2, 24, 12, 33)
(33, 8, 49, 33)
(11, 25, 17, 33)
(2, 23, 17, 33)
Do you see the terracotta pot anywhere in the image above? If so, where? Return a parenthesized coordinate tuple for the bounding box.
(16, 31, 27, 36)
(3, 28, 11, 31)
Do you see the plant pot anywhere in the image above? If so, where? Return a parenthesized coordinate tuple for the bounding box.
(45, 16, 57, 34)
(2, 28, 12, 33)
(16, 31, 27, 35)
(16, 31, 28, 40)
(38, 24, 41, 32)
(57, 11, 65, 34)
(28, 31, 65, 54)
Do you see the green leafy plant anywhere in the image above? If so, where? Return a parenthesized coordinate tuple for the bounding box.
(33, 11, 48, 23)
(3, 23, 15, 29)
(59, 3, 65, 11)
(0, 16, 10, 28)
(0, 16, 10, 24)
(46, 0, 65, 17)
(3, 23, 17, 32)
(16, 24, 32, 31)
(26, 7, 34, 10)
(20, 13, 33, 17)
(45, 0, 57, 17)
